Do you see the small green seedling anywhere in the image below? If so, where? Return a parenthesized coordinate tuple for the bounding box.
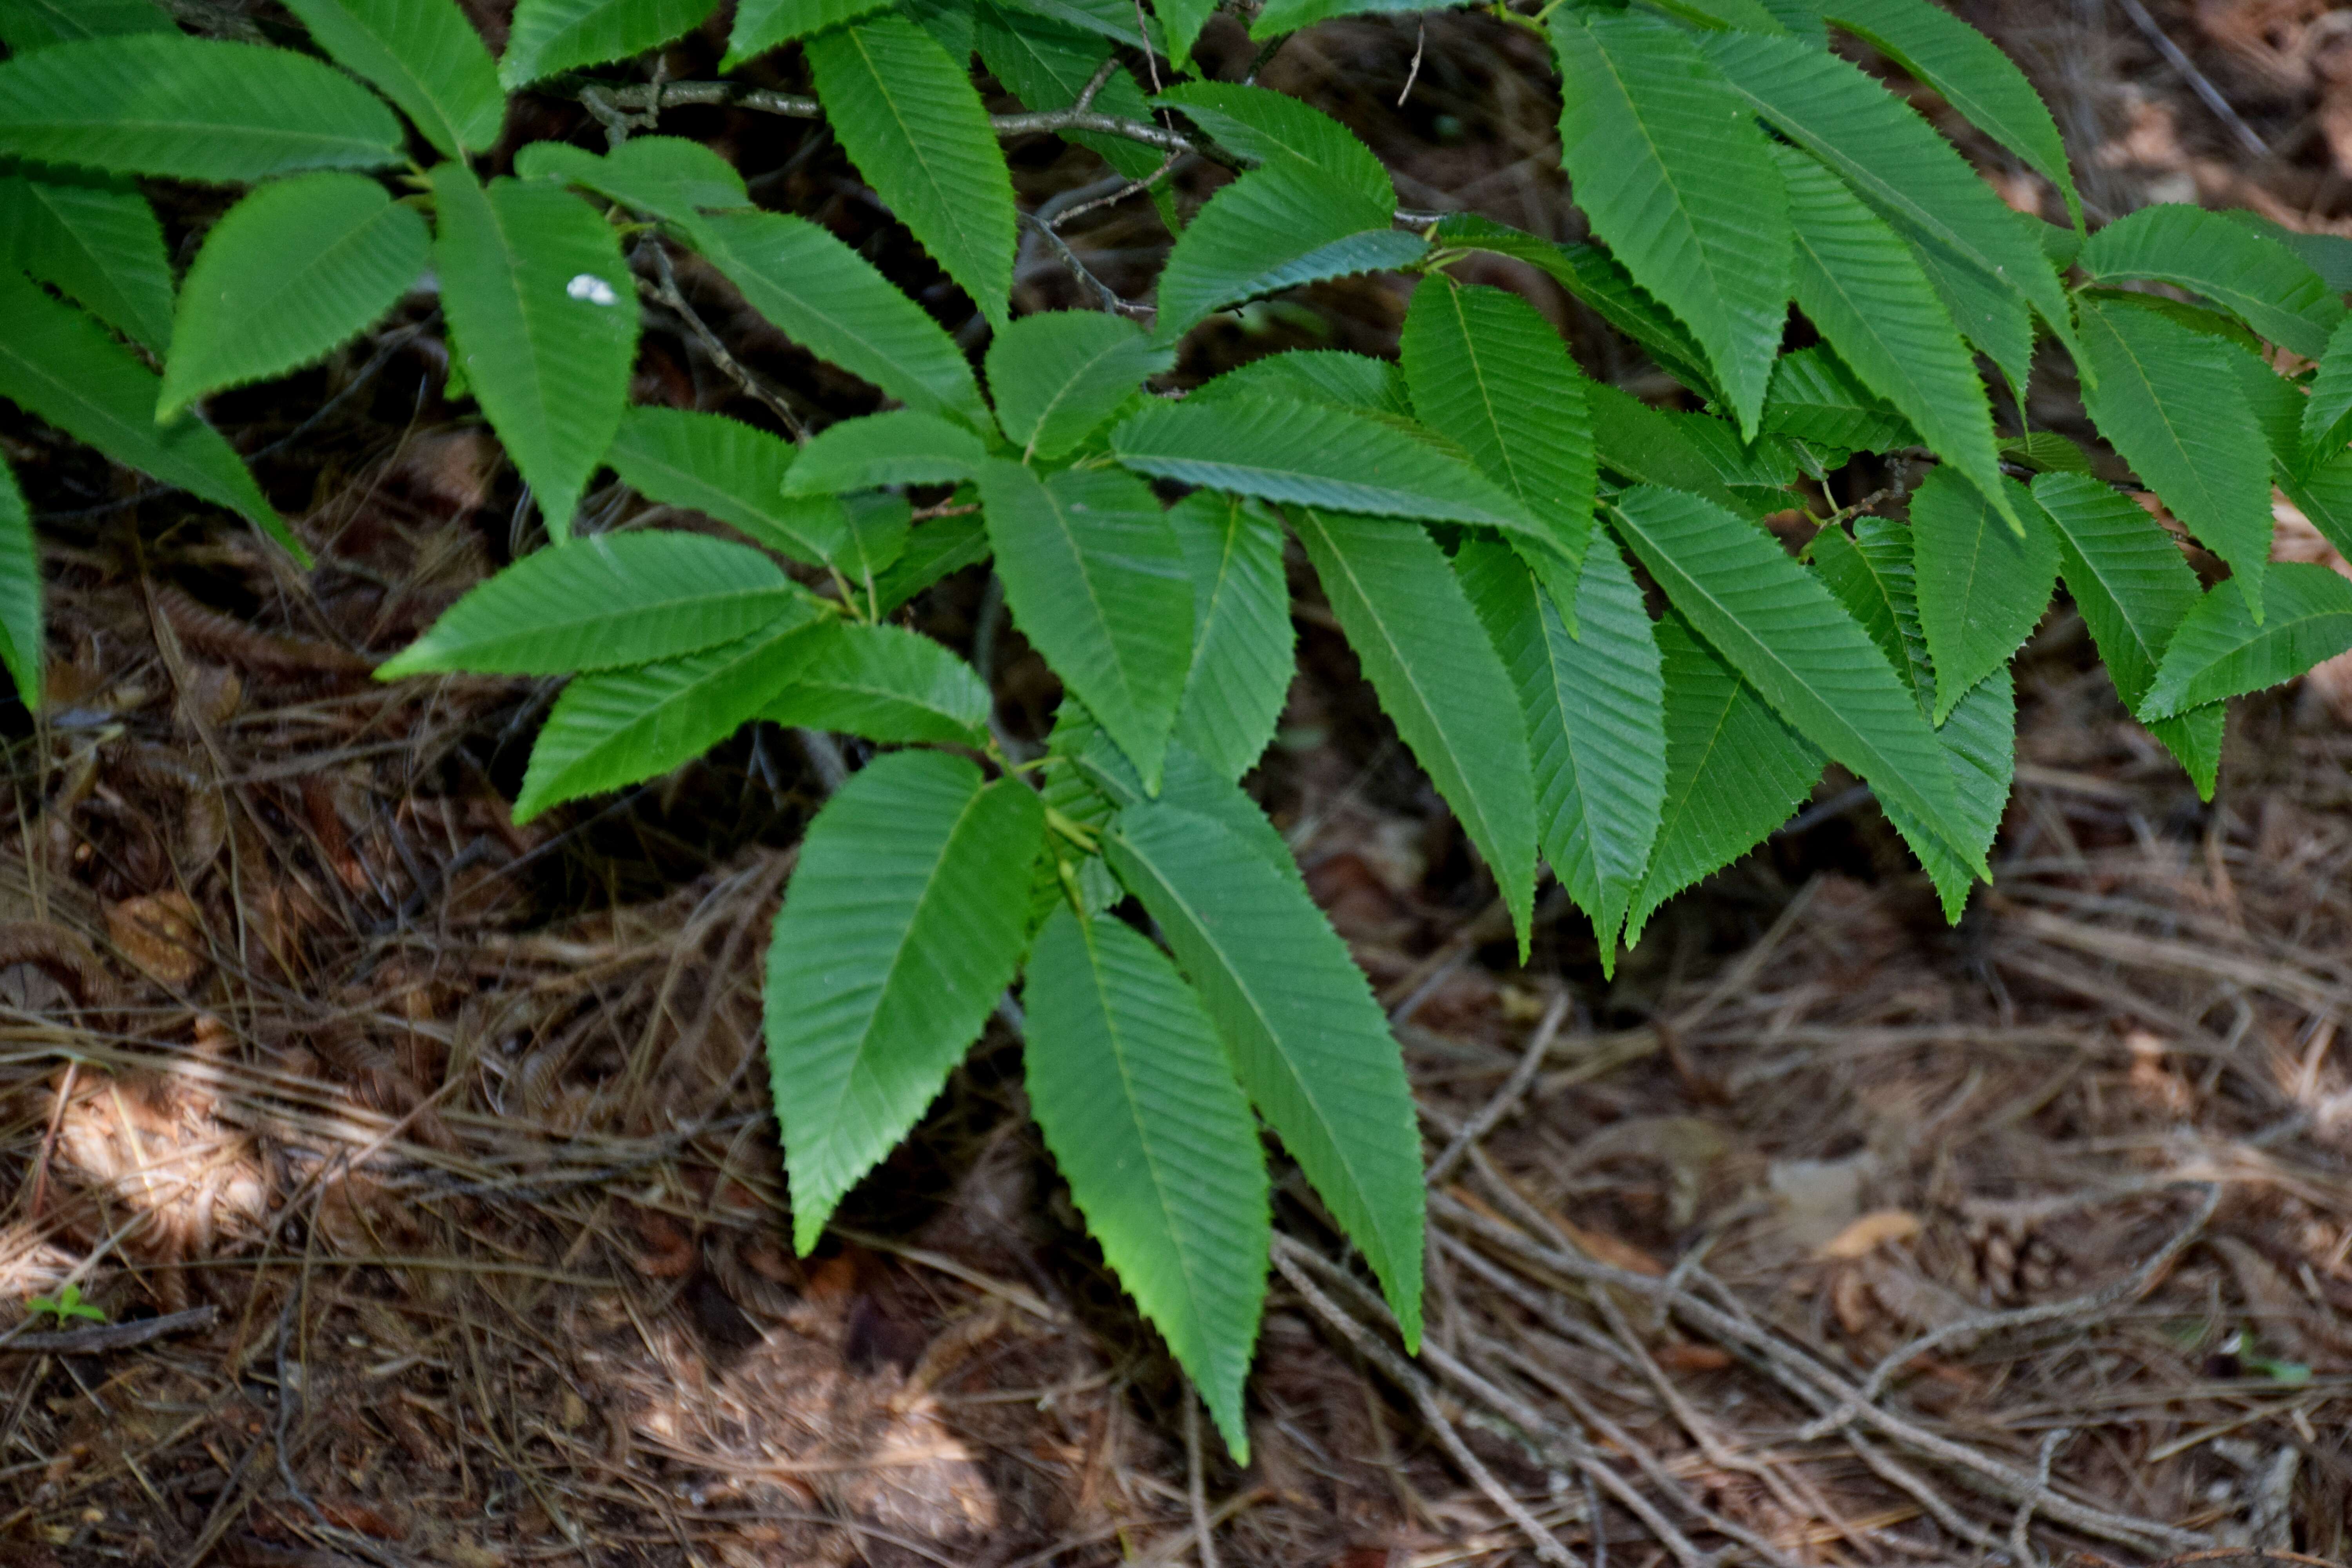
(24, 1283, 105, 1327)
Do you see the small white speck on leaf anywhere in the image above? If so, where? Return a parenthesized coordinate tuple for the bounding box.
(567, 273, 619, 306)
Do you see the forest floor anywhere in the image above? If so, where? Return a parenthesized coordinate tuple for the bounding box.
(6, 1, 2352, 1564)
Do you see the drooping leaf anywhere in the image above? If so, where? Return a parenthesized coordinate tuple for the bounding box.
(604, 407, 846, 566)
(0, 0, 171, 49)
(1762, 346, 1916, 456)
(161, 173, 429, 419)
(2079, 203, 2345, 360)
(1907, 467, 2056, 720)
(2305, 315, 2352, 467)
(980, 461, 1192, 790)
(765, 751, 1044, 1250)
(0, 172, 174, 354)
(282, 0, 506, 159)
(1606, 485, 1980, 871)
(1023, 905, 1268, 1458)
(1152, 156, 1419, 343)
(499, 0, 717, 87)
(1401, 279, 1596, 568)
(1458, 536, 1664, 967)
(1624, 613, 1822, 949)
(1904, 225, 2036, 395)
(764, 621, 993, 745)
(1168, 494, 1292, 782)
(806, 15, 1018, 327)
(873, 510, 992, 615)
(1293, 508, 1538, 949)
(2141, 563, 2352, 720)
(986, 312, 1174, 461)
(2074, 293, 2273, 620)
(1431, 213, 1720, 401)
(1700, 29, 2075, 364)
(0, 34, 405, 182)
(377, 531, 816, 677)
(0, 461, 41, 709)
(680, 209, 991, 428)
(0, 269, 295, 556)
(1807, 516, 1929, 698)
(975, 3, 1166, 184)
(1111, 396, 1537, 529)
(1553, 12, 1790, 437)
(1808, 0, 2082, 228)
(1190, 350, 1408, 416)
(2031, 470, 2224, 793)
(781, 410, 991, 495)
(1149, 0, 1216, 67)
(1151, 82, 1392, 210)
(724, 0, 893, 64)
(1104, 789, 1424, 1345)
(1771, 145, 2013, 528)
(515, 136, 750, 223)
(516, 618, 830, 820)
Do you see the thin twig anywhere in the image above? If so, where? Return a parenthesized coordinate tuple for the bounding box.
(2112, 0, 2270, 158)
(1425, 991, 1569, 1186)
(2012, 1428, 2073, 1568)
(593, 82, 1205, 157)
(633, 240, 808, 440)
(1185, 1389, 1218, 1568)
(0, 1304, 218, 1355)
(1398, 20, 1426, 107)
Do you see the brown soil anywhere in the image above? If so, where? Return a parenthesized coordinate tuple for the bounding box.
(5, 2, 2352, 1565)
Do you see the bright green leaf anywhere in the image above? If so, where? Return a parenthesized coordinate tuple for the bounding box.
(1908, 467, 2056, 720)
(1554, 12, 1790, 437)
(515, 136, 750, 222)
(837, 491, 914, 589)
(1904, 225, 2036, 395)
(1293, 508, 1538, 950)
(1152, 156, 1419, 343)
(430, 166, 637, 543)
(161, 173, 429, 419)
(874, 510, 992, 615)
(2079, 203, 2345, 360)
(1763, 346, 1917, 455)
(283, 0, 505, 158)
(725, 0, 893, 64)
(980, 461, 1192, 790)
(0, 461, 41, 710)
(782, 410, 990, 495)
(1024, 905, 1269, 1458)
(604, 406, 846, 566)
(976, 3, 1166, 184)
(764, 621, 992, 745)
(0, 172, 174, 354)
(0, 34, 405, 182)
(499, 0, 717, 87)
(1151, 82, 1391, 210)
(986, 312, 1174, 461)
(0, 0, 171, 49)
(1999, 430, 2095, 475)
(1585, 383, 1752, 516)
(1168, 494, 1292, 782)
(2141, 563, 2352, 720)
(2305, 315, 2352, 466)
(766, 751, 1044, 1250)
(1190, 350, 1408, 416)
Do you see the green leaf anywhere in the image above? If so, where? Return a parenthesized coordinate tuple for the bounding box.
(837, 492, 913, 588)
(1905, 226, 2036, 395)
(0, 269, 296, 558)
(1585, 384, 1751, 516)
(161, 173, 429, 419)
(781, 410, 990, 495)
(975, 4, 1165, 183)
(1293, 508, 1538, 950)
(377, 530, 815, 677)
(1999, 430, 2094, 475)
(1150, 0, 1217, 66)
(806, 15, 1017, 328)
(679, 209, 991, 428)
(2075, 294, 2273, 621)
(1807, 515, 1929, 696)
(0, 461, 42, 710)
(1908, 467, 2056, 720)
(764, 621, 992, 745)
(1250, 0, 1456, 36)
(2141, 563, 2352, 720)
(999, 0, 1162, 51)
(1022, 904, 1268, 1459)
(1151, 82, 1392, 210)
(2221, 210, 2352, 296)
(1190, 350, 1408, 416)
(980, 461, 1192, 790)
(986, 312, 1174, 461)
(2079, 203, 2345, 360)
(515, 136, 750, 223)
(499, 0, 718, 87)
(2031, 470, 2223, 793)
(1606, 485, 1980, 871)
(1458, 536, 1664, 967)
(1152, 156, 1419, 343)
(516, 617, 831, 819)
(1111, 395, 1536, 529)
(604, 406, 846, 565)
(1169, 494, 1292, 782)
(0, 0, 171, 49)
(1432, 214, 1720, 401)
(724, 0, 893, 64)
(1700, 29, 2075, 366)
(874, 510, 991, 615)
(1401, 279, 1596, 568)
(1553, 13, 1789, 437)
(1809, 0, 2082, 229)
(2305, 316, 2352, 466)
(0, 172, 174, 353)
(1624, 612, 1821, 949)
(0, 34, 405, 182)
(766, 751, 1044, 1251)
(1763, 346, 1916, 455)
(283, 0, 506, 159)
(430, 166, 637, 543)
(1105, 791, 1423, 1345)
(1771, 145, 2013, 529)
